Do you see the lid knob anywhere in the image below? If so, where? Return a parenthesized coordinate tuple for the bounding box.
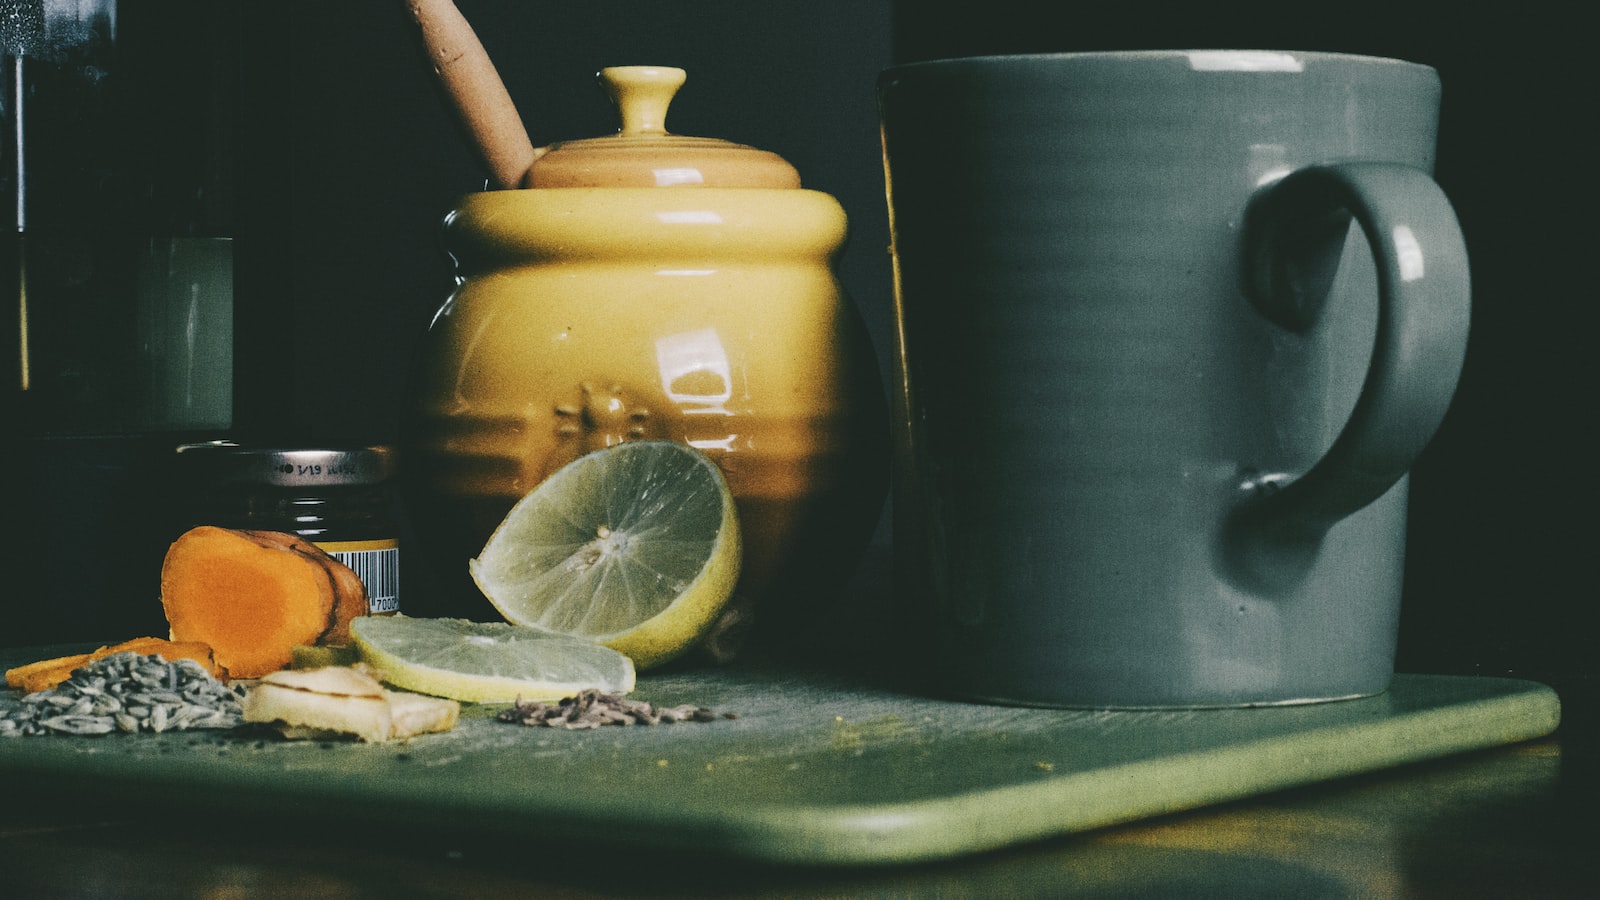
(601, 66, 686, 137)
(522, 66, 802, 189)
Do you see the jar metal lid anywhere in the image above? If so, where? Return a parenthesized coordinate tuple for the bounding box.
(174, 442, 397, 488)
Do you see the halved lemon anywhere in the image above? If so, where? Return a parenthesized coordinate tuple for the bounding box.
(350, 615, 636, 702)
(469, 441, 742, 670)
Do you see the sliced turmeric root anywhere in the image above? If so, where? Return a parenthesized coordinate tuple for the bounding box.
(5, 637, 226, 694)
(238, 530, 369, 645)
(160, 526, 369, 679)
(4, 653, 92, 693)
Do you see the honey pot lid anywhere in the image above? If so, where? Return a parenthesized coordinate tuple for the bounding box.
(523, 66, 802, 189)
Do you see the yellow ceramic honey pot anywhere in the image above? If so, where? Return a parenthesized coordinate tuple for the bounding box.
(402, 67, 888, 648)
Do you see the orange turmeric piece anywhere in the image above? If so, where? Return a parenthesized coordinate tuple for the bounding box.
(160, 526, 370, 679)
(5, 637, 226, 694)
(236, 530, 370, 645)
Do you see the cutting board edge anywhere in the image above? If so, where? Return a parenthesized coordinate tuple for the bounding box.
(0, 668, 1562, 867)
(667, 675, 1562, 865)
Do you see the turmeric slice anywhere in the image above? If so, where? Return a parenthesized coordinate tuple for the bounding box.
(102, 637, 227, 680)
(5, 637, 226, 694)
(160, 526, 369, 679)
(238, 530, 369, 645)
(4, 652, 92, 694)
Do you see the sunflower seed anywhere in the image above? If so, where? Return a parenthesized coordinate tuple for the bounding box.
(170, 705, 205, 730)
(2, 650, 242, 738)
(41, 715, 117, 735)
(195, 710, 239, 728)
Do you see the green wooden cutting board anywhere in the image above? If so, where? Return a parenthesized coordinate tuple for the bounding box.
(0, 647, 1559, 866)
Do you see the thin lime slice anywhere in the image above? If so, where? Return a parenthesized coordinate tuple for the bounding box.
(350, 615, 635, 702)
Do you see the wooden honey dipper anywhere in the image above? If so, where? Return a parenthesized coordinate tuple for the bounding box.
(404, 0, 538, 189)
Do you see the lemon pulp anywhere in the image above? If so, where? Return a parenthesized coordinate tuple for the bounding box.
(469, 441, 741, 670)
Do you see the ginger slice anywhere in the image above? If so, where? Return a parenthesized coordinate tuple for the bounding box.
(244, 667, 392, 742)
(385, 690, 463, 740)
(255, 664, 387, 698)
(242, 665, 459, 742)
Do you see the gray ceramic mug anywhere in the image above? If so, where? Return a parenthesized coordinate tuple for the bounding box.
(880, 50, 1470, 708)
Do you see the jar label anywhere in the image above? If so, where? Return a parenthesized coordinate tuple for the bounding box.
(318, 539, 401, 614)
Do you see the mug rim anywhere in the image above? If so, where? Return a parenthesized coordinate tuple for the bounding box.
(882, 48, 1433, 75)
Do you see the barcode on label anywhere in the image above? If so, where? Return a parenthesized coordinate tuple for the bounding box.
(329, 547, 401, 614)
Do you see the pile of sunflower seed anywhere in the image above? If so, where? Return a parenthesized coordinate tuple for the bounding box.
(498, 688, 731, 729)
(1, 651, 243, 737)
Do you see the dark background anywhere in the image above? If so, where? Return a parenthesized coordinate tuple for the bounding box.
(7, 2, 1593, 728)
(232, 0, 899, 446)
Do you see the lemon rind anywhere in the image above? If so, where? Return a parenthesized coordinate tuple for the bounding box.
(472, 442, 743, 671)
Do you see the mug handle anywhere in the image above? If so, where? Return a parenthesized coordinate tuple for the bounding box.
(1227, 162, 1471, 586)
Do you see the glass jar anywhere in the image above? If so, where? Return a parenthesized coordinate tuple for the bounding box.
(173, 442, 401, 613)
